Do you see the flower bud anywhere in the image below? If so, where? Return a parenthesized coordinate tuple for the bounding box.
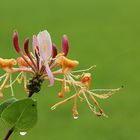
(62, 35, 69, 56)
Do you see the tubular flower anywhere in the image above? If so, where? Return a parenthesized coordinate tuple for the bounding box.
(0, 30, 122, 119)
(0, 58, 17, 69)
(57, 56, 79, 74)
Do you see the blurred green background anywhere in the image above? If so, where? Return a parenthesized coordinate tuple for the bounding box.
(0, 0, 140, 139)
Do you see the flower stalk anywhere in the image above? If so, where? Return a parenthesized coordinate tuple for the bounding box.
(3, 127, 14, 140)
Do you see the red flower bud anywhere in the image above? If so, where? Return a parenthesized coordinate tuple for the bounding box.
(62, 35, 69, 56)
(24, 38, 30, 56)
(52, 43, 58, 58)
(13, 31, 21, 53)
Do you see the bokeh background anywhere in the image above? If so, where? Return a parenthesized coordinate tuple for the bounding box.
(0, 0, 140, 139)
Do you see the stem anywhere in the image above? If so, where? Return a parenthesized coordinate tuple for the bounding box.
(28, 92, 33, 97)
(3, 127, 14, 140)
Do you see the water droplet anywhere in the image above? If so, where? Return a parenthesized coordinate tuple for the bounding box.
(20, 132, 27, 136)
(73, 115, 79, 119)
(73, 113, 79, 120)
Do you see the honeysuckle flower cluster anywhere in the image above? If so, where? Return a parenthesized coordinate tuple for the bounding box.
(0, 30, 122, 119)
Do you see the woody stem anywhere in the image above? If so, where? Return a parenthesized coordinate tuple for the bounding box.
(3, 127, 14, 140)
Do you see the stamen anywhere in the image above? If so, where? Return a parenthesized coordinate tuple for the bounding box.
(0, 73, 7, 81)
(31, 51, 40, 70)
(54, 77, 82, 88)
(51, 93, 78, 110)
(40, 65, 46, 74)
(35, 51, 40, 71)
(70, 73, 81, 79)
(72, 65, 96, 73)
(88, 87, 122, 100)
(87, 91, 105, 116)
(23, 72, 27, 93)
(17, 72, 23, 84)
(82, 91, 93, 109)
(90, 87, 122, 92)
(66, 74, 78, 92)
(58, 75, 68, 98)
(10, 75, 14, 97)
(12, 67, 33, 73)
(0, 73, 10, 98)
(88, 91, 114, 99)
(5, 72, 22, 88)
(82, 90, 107, 117)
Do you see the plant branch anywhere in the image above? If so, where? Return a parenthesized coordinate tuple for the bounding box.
(3, 127, 14, 140)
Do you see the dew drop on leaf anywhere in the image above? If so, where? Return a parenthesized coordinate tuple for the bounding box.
(20, 132, 27, 136)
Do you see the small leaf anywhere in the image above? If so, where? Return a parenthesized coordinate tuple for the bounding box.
(0, 98, 17, 117)
(1, 98, 37, 131)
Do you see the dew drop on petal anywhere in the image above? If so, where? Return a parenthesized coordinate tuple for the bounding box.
(73, 110, 79, 120)
(73, 116, 79, 119)
(20, 132, 27, 136)
(73, 114, 79, 120)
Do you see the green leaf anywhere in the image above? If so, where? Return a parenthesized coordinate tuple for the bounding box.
(1, 98, 37, 131)
(0, 98, 17, 117)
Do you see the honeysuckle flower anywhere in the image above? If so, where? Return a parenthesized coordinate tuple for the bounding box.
(56, 56, 79, 74)
(11, 30, 70, 97)
(0, 30, 122, 119)
(0, 58, 17, 69)
(12, 30, 56, 97)
(37, 31, 54, 85)
(55, 56, 79, 98)
(32, 30, 54, 86)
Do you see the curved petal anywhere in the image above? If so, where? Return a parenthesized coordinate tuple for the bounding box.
(32, 35, 39, 55)
(37, 30, 52, 60)
(37, 30, 54, 85)
(45, 60, 54, 86)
